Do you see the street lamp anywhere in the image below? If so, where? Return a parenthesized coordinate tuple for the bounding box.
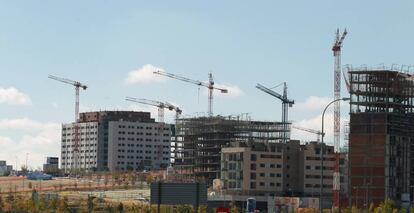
(319, 97, 350, 213)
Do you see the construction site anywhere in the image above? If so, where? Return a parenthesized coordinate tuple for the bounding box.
(347, 65, 414, 207)
(173, 115, 289, 181)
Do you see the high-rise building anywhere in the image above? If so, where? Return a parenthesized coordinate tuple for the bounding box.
(61, 111, 171, 172)
(348, 66, 414, 206)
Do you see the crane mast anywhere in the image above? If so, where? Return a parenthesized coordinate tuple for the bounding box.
(256, 82, 294, 143)
(153, 70, 227, 117)
(48, 75, 87, 172)
(332, 28, 347, 210)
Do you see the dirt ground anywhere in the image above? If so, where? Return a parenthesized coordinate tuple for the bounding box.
(0, 176, 149, 195)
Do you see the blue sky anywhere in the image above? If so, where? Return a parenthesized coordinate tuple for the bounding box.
(0, 1, 413, 168)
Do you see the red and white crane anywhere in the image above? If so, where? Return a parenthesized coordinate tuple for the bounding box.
(48, 75, 87, 171)
(153, 71, 227, 117)
(332, 28, 347, 210)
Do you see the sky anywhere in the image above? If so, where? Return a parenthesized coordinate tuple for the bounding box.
(0, 1, 413, 169)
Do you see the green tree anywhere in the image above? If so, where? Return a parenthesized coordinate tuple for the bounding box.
(47, 197, 59, 211)
(117, 202, 124, 212)
(198, 205, 207, 213)
(0, 195, 3, 212)
(57, 196, 69, 213)
(146, 175, 154, 185)
(105, 203, 116, 213)
(375, 199, 396, 213)
(176, 204, 193, 213)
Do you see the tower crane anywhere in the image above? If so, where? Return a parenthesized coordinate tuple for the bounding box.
(332, 28, 347, 210)
(48, 75, 87, 121)
(48, 75, 87, 171)
(256, 82, 294, 143)
(291, 126, 324, 142)
(164, 102, 183, 121)
(153, 71, 228, 117)
(125, 97, 182, 123)
(332, 28, 347, 153)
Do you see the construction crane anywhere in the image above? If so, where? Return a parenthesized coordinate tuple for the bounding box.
(256, 82, 294, 143)
(291, 126, 324, 142)
(164, 102, 183, 121)
(48, 75, 87, 172)
(332, 28, 347, 154)
(332, 28, 347, 210)
(125, 97, 182, 123)
(153, 71, 228, 117)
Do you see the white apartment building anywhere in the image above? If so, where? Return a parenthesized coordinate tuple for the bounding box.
(107, 121, 171, 171)
(61, 111, 171, 172)
(61, 122, 99, 172)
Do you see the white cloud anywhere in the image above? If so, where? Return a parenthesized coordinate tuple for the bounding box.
(295, 96, 332, 111)
(0, 118, 61, 170)
(125, 64, 167, 84)
(291, 113, 349, 147)
(0, 118, 44, 131)
(0, 87, 31, 105)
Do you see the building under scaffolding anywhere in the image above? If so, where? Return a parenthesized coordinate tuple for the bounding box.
(173, 115, 289, 183)
(347, 65, 414, 206)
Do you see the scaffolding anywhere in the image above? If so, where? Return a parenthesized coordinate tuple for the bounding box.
(347, 65, 414, 206)
(173, 115, 289, 182)
(346, 65, 414, 114)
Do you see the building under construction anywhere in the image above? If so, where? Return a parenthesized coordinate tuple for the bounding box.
(347, 65, 414, 206)
(173, 115, 289, 183)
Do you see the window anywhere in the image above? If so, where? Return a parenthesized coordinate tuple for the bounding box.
(270, 164, 275, 168)
(250, 173, 256, 180)
(306, 165, 311, 170)
(270, 173, 275, 177)
(260, 173, 265, 177)
(259, 182, 265, 186)
(270, 182, 275, 187)
(251, 164, 256, 170)
(277, 164, 282, 168)
(260, 163, 265, 168)
(251, 154, 257, 161)
(250, 182, 256, 189)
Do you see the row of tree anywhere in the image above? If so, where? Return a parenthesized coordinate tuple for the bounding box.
(0, 192, 217, 213)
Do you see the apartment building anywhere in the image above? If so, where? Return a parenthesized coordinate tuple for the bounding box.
(299, 142, 347, 198)
(221, 141, 348, 198)
(61, 111, 171, 172)
(221, 141, 300, 196)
